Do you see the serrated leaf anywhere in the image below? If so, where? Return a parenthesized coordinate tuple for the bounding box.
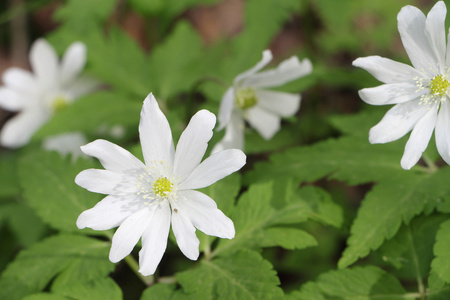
(177, 250, 283, 299)
(431, 219, 450, 284)
(18, 150, 101, 233)
(23, 294, 68, 300)
(52, 278, 122, 300)
(0, 234, 113, 300)
(259, 227, 317, 250)
(141, 284, 186, 300)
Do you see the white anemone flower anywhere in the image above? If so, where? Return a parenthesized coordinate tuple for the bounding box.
(76, 93, 246, 276)
(213, 49, 312, 152)
(0, 38, 97, 148)
(353, 1, 450, 170)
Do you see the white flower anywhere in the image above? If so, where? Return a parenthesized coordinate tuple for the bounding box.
(42, 132, 87, 160)
(0, 38, 97, 148)
(76, 93, 246, 276)
(353, 1, 450, 170)
(213, 49, 312, 152)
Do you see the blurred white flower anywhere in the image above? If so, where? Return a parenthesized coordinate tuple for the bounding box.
(76, 93, 246, 276)
(42, 132, 87, 160)
(0, 38, 97, 148)
(354, 1, 450, 170)
(213, 50, 312, 152)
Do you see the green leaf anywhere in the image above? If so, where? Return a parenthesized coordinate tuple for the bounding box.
(259, 227, 317, 250)
(177, 249, 283, 299)
(339, 167, 450, 268)
(0, 152, 20, 197)
(52, 278, 122, 300)
(141, 284, 181, 300)
(18, 150, 102, 233)
(288, 266, 406, 300)
(23, 294, 68, 300)
(431, 219, 450, 284)
(0, 234, 113, 300)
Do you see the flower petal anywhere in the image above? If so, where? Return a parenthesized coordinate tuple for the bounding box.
(0, 87, 24, 111)
(397, 5, 438, 72)
(0, 110, 49, 148)
(425, 1, 447, 68)
(139, 93, 175, 166)
(77, 195, 145, 231)
(353, 56, 421, 84)
(60, 42, 87, 86)
(246, 106, 280, 140)
(2, 67, 38, 95)
(242, 57, 312, 89)
(138, 201, 171, 276)
(181, 149, 246, 190)
(358, 83, 425, 106)
(369, 100, 429, 144)
(212, 110, 245, 153)
(177, 190, 235, 239)
(400, 104, 438, 170)
(170, 205, 199, 260)
(29, 39, 59, 88)
(43, 132, 87, 158)
(67, 76, 99, 98)
(435, 100, 450, 165)
(109, 208, 152, 263)
(234, 50, 273, 84)
(174, 110, 216, 182)
(256, 89, 300, 117)
(75, 169, 139, 195)
(217, 87, 234, 130)
(81, 139, 145, 172)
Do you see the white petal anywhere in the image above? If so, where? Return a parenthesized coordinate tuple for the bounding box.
(246, 106, 280, 140)
(138, 201, 171, 276)
(2, 67, 37, 94)
(242, 57, 312, 89)
(256, 89, 300, 117)
(177, 190, 235, 239)
(171, 206, 199, 260)
(75, 169, 138, 195)
(43, 132, 87, 158)
(234, 50, 273, 84)
(397, 5, 438, 72)
(181, 149, 246, 190)
(60, 42, 87, 86)
(174, 110, 216, 182)
(0, 88, 24, 111)
(353, 56, 421, 83)
(435, 100, 450, 165)
(401, 104, 438, 170)
(109, 208, 152, 263)
(212, 110, 245, 153)
(29, 39, 59, 87)
(66, 76, 99, 98)
(217, 87, 234, 130)
(81, 139, 145, 172)
(425, 1, 447, 68)
(0, 110, 49, 148)
(139, 94, 175, 166)
(358, 83, 425, 106)
(77, 195, 145, 230)
(369, 100, 429, 144)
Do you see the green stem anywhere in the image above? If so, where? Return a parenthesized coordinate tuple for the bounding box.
(124, 255, 155, 286)
(203, 235, 212, 261)
(422, 153, 438, 173)
(406, 225, 425, 300)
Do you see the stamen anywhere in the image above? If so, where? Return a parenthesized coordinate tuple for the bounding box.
(152, 177, 173, 197)
(51, 95, 69, 112)
(235, 88, 258, 109)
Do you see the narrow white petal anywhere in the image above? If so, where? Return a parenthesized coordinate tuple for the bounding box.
(425, 1, 446, 68)
(217, 87, 234, 130)
(212, 110, 245, 153)
(242, 57, 312, 89)
(109, 208, 152, 263)
(139, 94, 175, 166)
(401, 104, 438, 170)
(66, 76, 99, 98)
(174, 110, 216, 182)
(177, 190, 235, 239)
(353, 56, 421, 83)
(0, 110, 49, 148)
(171, 206, 199, 260)
(435, 100, 450, 165)
(246, 106, 280, 140)
(2, 68, 37, 95)
(397, 5, 438, 72)
(181, 149, 246, 190)
(234, 50, 273, 84)
(43, 132, 87, 158)
(29, 39, 59, 87)
(358, 83, 425, 106)
(81, 139, 145, 172)
(138, 201, 171, 276)
(0, 88, 24, 111)
(256, 89, 300, 117)
(60, 42, 87, 86)
(77, 195, 145, 230)
(75, 169, 138, 195)
(369, 100, 429, 144)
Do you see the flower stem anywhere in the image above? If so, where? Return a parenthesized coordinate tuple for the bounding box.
(406, 225, 425, 300)
(124, 254, 155, 286)
(422, 153, 438, 173)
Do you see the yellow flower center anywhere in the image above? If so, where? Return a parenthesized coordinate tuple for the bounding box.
(429, 75, 450, 97)
(152, 177, 173, 197)
(235, 88, 257, 109)
(51, 95, 69, 112)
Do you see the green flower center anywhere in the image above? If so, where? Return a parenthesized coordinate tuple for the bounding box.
(51, 95, 69, 112)
(235, 88, 257, 109)
(152, 177, 173, 197)
(430, 75, 450, 97)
